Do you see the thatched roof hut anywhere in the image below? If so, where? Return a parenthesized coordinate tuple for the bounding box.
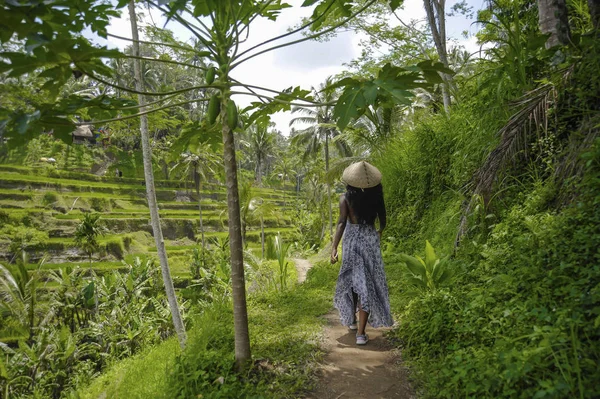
(72, 125, 95, 144)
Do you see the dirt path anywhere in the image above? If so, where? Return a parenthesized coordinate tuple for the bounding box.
(293, 259, 414, 399)
(292, 258, 312, 283)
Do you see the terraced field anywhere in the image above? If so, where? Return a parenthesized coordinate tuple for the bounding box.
(0, 164, 298, 277)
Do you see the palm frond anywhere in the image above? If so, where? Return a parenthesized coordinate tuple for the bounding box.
(455, 83, 556, 246)
(290, 107, 318, 118)
(303, 135, 321, 162)
(333, 135, 354, 158)
(290, 129, 316, 146)
(289, 116, 317, 127)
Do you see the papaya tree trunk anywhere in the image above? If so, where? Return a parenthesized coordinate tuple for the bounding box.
(537, 0, 571, 47)
(128, 0, 186, 349)
(220, 94, 251, 368)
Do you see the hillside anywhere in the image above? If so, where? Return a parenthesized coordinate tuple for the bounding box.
(0, 159, 297, 276)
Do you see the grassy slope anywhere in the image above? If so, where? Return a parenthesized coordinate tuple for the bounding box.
(0, 162, 298, 278)
(79, 258, 337, 399)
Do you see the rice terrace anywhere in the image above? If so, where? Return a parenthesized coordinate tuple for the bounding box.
(0, 0, 599, 398)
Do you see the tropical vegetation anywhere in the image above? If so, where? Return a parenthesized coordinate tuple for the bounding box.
(1, 0, 599, 398)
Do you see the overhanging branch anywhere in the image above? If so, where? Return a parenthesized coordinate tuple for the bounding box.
(73, 97, 210, 126)
(230, 80, 333, 106)
(231, 91, 335, 107)
(230, 0, 376, 70)
(76, 64, 218, 97)
(232, 0, 336, 62)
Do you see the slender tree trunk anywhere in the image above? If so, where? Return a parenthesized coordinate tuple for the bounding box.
(197, 180, 205, 248)
(538, 0, 571, 47)
(220, 94, 251, 369)
(282, 173, 287, 210)
(589, 0, 600, 30)
(423, 0, 452, 113)
(261, 216, 265, 258)
(128, 1, 186, 349)
(162, 162, 169, 180)
(325, 130, 332, 238)
(256, 157, 262, 186)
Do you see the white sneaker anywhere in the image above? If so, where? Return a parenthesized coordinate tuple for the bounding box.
(356, 334, 369, 345)
(349, 322, 358, 330)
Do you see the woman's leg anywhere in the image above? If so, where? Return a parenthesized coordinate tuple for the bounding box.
(357, 303, 368, 336)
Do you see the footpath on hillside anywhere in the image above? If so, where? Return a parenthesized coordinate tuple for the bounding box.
(292, 259, 414, 399)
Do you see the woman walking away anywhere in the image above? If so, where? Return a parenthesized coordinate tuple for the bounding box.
(331, 161, 393, 345)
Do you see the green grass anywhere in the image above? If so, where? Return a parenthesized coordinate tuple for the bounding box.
(79, 338, 181, 399)
(0, 163, 227, 191)
(27, 260, 125, 271)
(78, 259, 337, 398)
(1, 164, 300, 282)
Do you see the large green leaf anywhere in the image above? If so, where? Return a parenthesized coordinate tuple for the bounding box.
(389, 0, 403, 11)
(332, 62, 453, 130)
(399, 254, 427, 281)
(424, 240, 437, 273)
(307, 0, 353, 31)
(242, 86, 313, 126)
(82, 281, 95, 307)
(437, 267, 454, 286)
(333, 83, 365, 130)
(431, 258, 443, 283)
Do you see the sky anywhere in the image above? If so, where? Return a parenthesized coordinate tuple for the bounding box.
(98, 0, 487, 135)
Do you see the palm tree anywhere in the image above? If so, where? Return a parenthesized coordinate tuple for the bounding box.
(241, 122, 275, 186)
(171, 145, 220, 248)
(341, 106, 395, 156)
(272, 154, 295, 209)
(289, 78, 352, 238)
(128, 1, 186, 349)
(248, 197, 277, 258)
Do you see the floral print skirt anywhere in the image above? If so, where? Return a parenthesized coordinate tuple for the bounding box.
(334, 223, 393, 328)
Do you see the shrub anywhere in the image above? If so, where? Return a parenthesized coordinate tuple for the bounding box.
(89, 197, 111, 212)
(42, 192, 58, 205)
(0, 258, 174, 398)
(0, 224, 48, 255)
(386, 144, 600, 398)
(165, 302, 256, 398)
(0, 210, 9, 224)
(104, 239, 124, 260)
(122, 235, 133, 250)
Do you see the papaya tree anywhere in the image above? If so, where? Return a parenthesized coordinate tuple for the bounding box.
(170, 144, 221, 248)
(0, 0, 450, 368)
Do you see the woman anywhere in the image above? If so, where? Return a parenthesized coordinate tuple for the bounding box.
(331, 161, 393, 345)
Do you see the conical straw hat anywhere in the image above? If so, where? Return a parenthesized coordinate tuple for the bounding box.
(341, 161, 382, 189)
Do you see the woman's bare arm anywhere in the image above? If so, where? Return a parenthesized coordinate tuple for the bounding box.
(378, 193, 386, 237)
(331, 195, 348, 263)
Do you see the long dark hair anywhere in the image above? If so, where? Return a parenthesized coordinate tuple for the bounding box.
(345, 184, 384, 225)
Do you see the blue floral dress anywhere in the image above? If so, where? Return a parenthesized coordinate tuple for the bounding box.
(333, 222, 393, 328)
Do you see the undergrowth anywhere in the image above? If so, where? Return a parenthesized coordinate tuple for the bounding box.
(79, 260, 337, 398)
(377, 35, 600, 398)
